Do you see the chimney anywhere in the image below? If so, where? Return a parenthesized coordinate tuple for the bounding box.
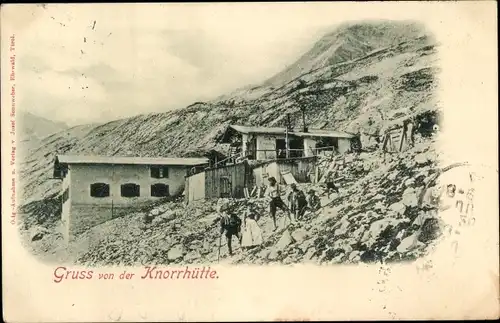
(301, 107, 308, 132)
(286, 113, 293, 131)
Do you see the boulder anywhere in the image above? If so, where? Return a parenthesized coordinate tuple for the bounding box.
(418, 218, 442, 243)
(426, 151, 438, 163)
(404, 159, 417, 168)
(414, 153, 428, 165)
(348, 250, 360, 261)
(158, 204, 170, 213)
(304, 247, 317, 261)
(200, 239, 211, 255)
(30, 226, 49, 242)
(189, 239, 203, 251)
(404, 178, 415, 187)
(150, 208, 161, 216)
(387, 171, 398, 181)
(157, 237, 173, 252)
(360, 230, 371, 243)
(402, 188, 418, 207)
(331, 253, 345, 263)
(358, 152, 371, 160)
(413, 142, 429, 153)
(267, 249, 280, 261)
(342, 244, 353, 254)
(184, 251, 201, 262)
(275, 230, 294, 251)
(257, 248, 270, 259)
(344, 155, 355, 163)
(167, 244, 184, 261)
(366, 218, 404, 247)
(373, 201, 386, 211)
(351, 225, 367, 241)
(396, 232, 419, 253)
(334, 217, 351, 236)
(291, 228, 309, 244)
(298, 238, 314, 253)
(389, 202, 406, 214)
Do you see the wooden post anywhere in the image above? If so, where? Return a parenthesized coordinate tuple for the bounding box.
(382, 133, 390, 152)
(302, 107, 307, 132)
(314, 161, 319, 183)
(399, 127, 407, 152)
(285, 128, 290, 158)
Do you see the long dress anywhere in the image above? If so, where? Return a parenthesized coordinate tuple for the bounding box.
(241, 218, 263, 247)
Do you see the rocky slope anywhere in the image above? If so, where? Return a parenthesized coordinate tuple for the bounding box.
(24, 135, 447, 266)
(18, 21, 444, 265)
(262, 20, 427, 89)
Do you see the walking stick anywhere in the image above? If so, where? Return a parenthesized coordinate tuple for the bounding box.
(217, 233, 222, 263)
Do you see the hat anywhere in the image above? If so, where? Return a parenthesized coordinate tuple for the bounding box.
(308, 189, 315, 194)
(290, 183, 297, 188)
(268, 177, 276, 182)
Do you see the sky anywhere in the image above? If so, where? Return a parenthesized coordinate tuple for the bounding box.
(14, 3, 348, 126)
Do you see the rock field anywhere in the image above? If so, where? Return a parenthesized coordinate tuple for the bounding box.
(22, 135, 453, 266)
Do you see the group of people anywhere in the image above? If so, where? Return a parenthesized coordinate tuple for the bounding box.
(218, 202, 263, 256)
(218, 176, 326, 256)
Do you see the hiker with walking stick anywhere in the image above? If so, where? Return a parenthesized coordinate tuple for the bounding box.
(218, 201, 242, 257)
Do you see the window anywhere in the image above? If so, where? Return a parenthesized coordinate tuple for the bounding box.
(151, 166, 169, 178)
(151, 184, 169, 197)
(289, 138, 304, 158)
(90, 183, 110, 198)
(62, 188, 69, 203)
(316, 137, 339, 153)
(121, 183, 140, 197)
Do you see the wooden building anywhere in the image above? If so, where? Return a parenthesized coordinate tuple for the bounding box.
(185, 156, 318, 203)
(218, 125, 355, 162)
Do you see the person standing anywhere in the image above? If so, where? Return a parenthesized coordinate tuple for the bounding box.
(267, 177, 292, 230)
(287, 183, 308, 221)
(241, 209, 263, 250)
(219, 203, 242, 256)
(307, 189, 321, 212)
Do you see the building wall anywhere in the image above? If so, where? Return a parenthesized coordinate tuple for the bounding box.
(242, 133, 248, 157)
(61, 169, 71, 241)
(64, 163, 191, 240)
(204, 162, 248, 199)
(303, 138, 317, 157)
(252, 157, 317, 187)
(186, 171, 205, 203)
(250, 133, 350, 159)
(338, 138, 352, 154)
(69, 163, 187, 205)
(256, 134, 278, 160)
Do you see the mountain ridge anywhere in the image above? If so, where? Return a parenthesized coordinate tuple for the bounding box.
(20, 111, 69, 141)
(19, 20, 440, 207)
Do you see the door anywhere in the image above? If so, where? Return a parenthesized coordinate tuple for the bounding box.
(220, 175, 232, 198)
(275, 139, 287, 159)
